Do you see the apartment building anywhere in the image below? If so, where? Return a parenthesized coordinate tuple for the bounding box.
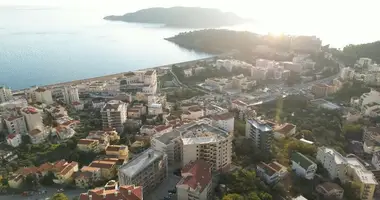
(316, 146, 347, 179)
(231, 100, 248, 111)
(148, 103, 163, 116)
(101, 100, 127, 133)
(63, 86, 80, 105)
(180, 119, 233, 172)
(118, 148, 168, 193)
(291, 152, 317, 180)
(5, 115, 28, 135)
(177, 160, 213, 200)
(151, 129, 182, 165)
(21, 106, 43, 131)
(209, 112, 235, 133)
(79, 180, 143, 200)
(53, 161, 79, 184)
(340, 67, 355, 81)
(251, 67, 268, 80)
(119, 70, 157, 95)
(246, 119, 274, 153)
(256, 161, 288, 184)
(311, 83, 338, 98)
(274, 123, 297, 140)
(29, 129, 48, 144)
(106, 145, 129, 160)
(0, 86, 13, 103)
(31, 87, 54, 105)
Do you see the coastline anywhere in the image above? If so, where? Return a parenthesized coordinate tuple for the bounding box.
(12, 55, 220, 94)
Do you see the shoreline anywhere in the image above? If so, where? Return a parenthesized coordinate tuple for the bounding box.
(12, 55, 221, 94)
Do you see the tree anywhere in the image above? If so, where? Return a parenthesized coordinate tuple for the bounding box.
(40, 171, 54, 186)
(51, 193, 69, 200)
(343, 123, 363, 140)
(258, 192, 272, 200)
(223, 193, 244, 200)
(247, 192, 261, 200)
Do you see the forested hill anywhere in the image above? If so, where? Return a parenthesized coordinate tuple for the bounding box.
(165, 29, 322, 54)
(343, 41, 380, 64)
(104, 7, 246, 28)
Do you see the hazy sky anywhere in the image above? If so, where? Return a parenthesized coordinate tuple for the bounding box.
(1, 0, 379, 46)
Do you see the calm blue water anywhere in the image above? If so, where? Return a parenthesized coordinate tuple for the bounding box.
(0, 4, 211, 90)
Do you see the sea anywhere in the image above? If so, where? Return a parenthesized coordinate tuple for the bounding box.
(1, 0, 379, 90)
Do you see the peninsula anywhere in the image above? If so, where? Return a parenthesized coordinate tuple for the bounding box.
(104, 7, 246, 28)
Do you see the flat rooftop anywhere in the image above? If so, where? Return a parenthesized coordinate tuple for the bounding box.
(247, 119, 272, 132)
(119, 148, 164, 178)
(180, 120, 230, 145)
(155, 130, 181, 145)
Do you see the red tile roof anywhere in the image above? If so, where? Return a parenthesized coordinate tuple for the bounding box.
(179, 160, 212, 193)
(275, 123, 296, 135)
(89, 161, 116, 169)
(232, 100, 248, 107)
(79, 184, 143, 200)
(72, 101, 81, 106)
(22, 107, 39, 114)
(154, 125, 172, 133)
(78, 139, 98, 145)
(59, 162, 78, 176)
(106, 145, 127, 152)
(7, 133, 18, 140)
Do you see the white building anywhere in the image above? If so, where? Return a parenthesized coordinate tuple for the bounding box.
(362, 102, 380, 117)
(148, 103, 163, 116)
(177, 160, 213, 200)
(5, 115, 28, 135)
(118, 148, 167, 193)
(359, 89, 380, 110)
(20, 106, 43, 131)
(210, 112, 235, 133)
(55, 126, 76, 140)
(32, 88, 54, 105)
(92, 98, 106, 109)
(256, 59, 276, 68)
(183, 68, 193, 77)
(120, 70, 158, 95)
(181, 119, 233, 172)
(0, 86, 13, 103)
(274, 123, 297, 140)
(291, 152, 317, 180)
(0, 98, 28, 111)
(6, 133, 22, 147)
(358, 58, 372, 67)
(340, 67, 355, 81)
(256, 161, 288, 184)
(316, 146, 347, 179)
(101, 100, 127, 133)
(63, 86, 80, 105)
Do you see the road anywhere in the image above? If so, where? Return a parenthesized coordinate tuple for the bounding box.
(1, 187, 87, 200)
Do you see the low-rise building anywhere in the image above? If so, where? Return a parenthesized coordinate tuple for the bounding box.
(53, 161, 79, 184)
(106, 145, 129, 160)
(205, 104, 228, 116)
(256, 161, 287, 184)
(72, 101, 84, 111)
(151, 129, 182, 165)
(128, 109, 142, 119)
(148, 103, 163, 116)
(181, 106, 204, 120)
(79, 180, 143, 200)
(8, 174, 24, 189)
(177, 160, 213, 200)
(89, 160, 117, 180)
(274, 123, 296, 140)
(316, 182, 344, 199)
(55, 126, 76, 140)
(77, 139, 101, 152)
(372, 152, 380, 170)
(6, 133, 22, 147)
(118, 148, 168, 194)
(291, 152, 317, 180)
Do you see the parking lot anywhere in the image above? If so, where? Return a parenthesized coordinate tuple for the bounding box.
(146, 174, 181, 200)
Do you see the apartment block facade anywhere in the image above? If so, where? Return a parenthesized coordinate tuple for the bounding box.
(246, 119, 274, 153)
(101, 100, 127, 133)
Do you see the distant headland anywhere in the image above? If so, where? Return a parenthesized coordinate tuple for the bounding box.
(104, 7, 247, 28)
